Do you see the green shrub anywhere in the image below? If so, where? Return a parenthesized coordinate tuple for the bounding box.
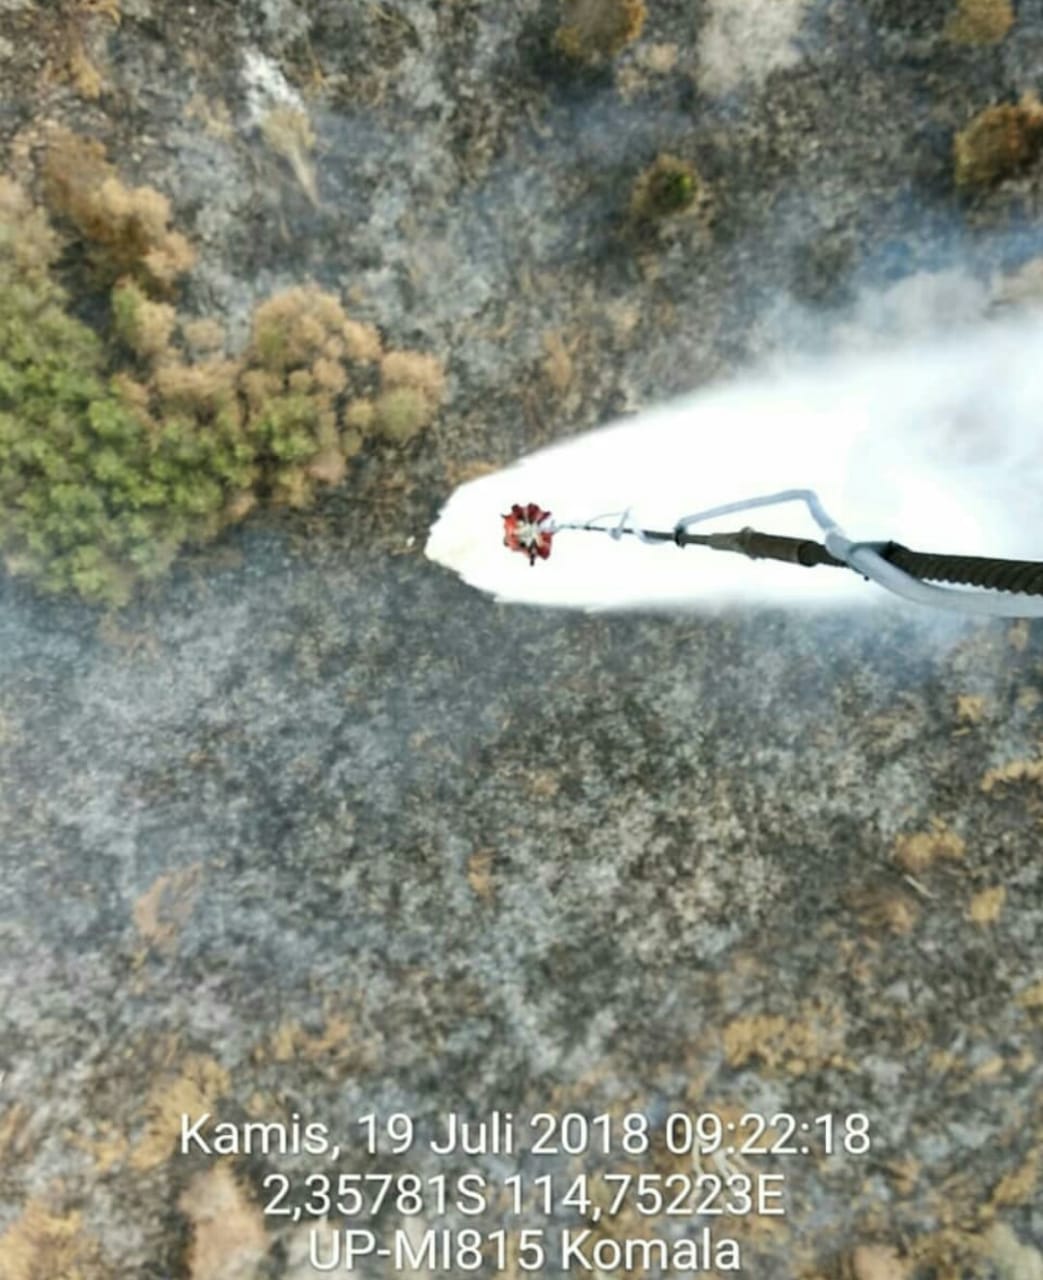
(630, 155, 703, 223)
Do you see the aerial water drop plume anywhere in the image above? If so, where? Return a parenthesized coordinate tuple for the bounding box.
(427, 315, 1043, 613)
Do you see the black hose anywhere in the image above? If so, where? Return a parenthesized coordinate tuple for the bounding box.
(627, 525, 1043, 598)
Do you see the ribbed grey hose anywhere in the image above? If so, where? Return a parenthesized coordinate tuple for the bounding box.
(672, 489, 1043, 618)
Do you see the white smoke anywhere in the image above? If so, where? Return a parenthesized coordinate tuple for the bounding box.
(426, 311, 1043, 613)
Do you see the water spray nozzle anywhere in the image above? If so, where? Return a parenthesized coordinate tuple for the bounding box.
(502, 503, 555, 565)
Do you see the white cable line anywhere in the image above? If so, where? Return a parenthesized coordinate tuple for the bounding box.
(550, 489, 1043, 618)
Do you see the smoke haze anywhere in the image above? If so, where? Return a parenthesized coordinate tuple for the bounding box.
(427, 311, 1043, 613)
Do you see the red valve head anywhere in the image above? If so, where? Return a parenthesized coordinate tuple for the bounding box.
(502, 502, 553, 565)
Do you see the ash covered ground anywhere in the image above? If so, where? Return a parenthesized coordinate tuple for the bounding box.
(1, 1, 1042, 1276)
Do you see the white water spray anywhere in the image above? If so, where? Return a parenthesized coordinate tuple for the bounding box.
(427, 314, 1043, 614)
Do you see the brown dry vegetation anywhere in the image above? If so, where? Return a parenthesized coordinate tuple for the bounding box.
(944, 0, 1015, 44)
(954, 97, 1043, 188)
(555, 0, 647, 62)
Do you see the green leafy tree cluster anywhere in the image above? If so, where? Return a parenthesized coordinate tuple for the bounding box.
(0, 177, 253, 603)
(0, 135, 446, 606)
